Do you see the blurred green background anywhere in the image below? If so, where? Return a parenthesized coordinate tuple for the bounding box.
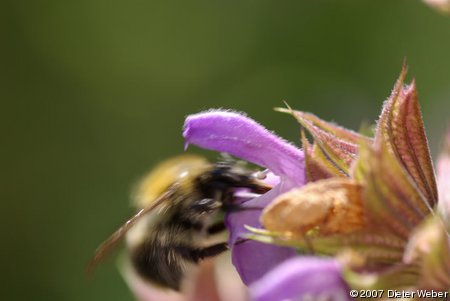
(1, 0, 450, 300)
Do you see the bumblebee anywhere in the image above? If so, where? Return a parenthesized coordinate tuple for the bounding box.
(89, 155, 270, 291)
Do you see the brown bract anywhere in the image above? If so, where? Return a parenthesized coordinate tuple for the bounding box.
(375, 66, 438, 209)
(277, 107, 372, 179)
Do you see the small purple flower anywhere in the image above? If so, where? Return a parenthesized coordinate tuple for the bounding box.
(183, 110, 305, 284)
(250, 257, 351, 301)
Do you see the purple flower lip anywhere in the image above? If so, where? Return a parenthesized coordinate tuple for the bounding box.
(183, 110, 305, 284)
(183, 110, 305, 185)
(249, 257, 351, 301)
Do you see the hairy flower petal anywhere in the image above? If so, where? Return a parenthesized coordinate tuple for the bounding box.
(183, 110, 305, 184)
(250, 257, 350, 301)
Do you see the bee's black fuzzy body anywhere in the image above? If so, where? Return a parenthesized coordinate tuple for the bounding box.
(126, 157, 269, 290)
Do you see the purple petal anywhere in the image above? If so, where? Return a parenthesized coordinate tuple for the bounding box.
(225, 185, 297, 284)
(227, 183, 281, 244)
(250, 257, 351, 301)
(230, 240, 297, 286)
(183, 110, 305, 185)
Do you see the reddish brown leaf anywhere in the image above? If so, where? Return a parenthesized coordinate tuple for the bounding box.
(376, 67, 438, 208)
(301, 131, 344, 182)
(296, 111, 373, 145)
(279, 108, 360, 174)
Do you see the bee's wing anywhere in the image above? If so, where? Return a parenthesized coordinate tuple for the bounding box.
(86, 190, 173, 274)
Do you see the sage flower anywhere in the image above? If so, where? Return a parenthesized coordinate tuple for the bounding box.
(124, 66, 449, 301)
(183, 110, 305, 284)
(250, 66, 450, 295)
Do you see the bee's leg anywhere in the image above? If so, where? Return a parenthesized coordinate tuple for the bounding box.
(235, 238, 250, 245)
(189, 242, 229, 262)
(207, 221, 226, 234)
(247, 183, 272, 194)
